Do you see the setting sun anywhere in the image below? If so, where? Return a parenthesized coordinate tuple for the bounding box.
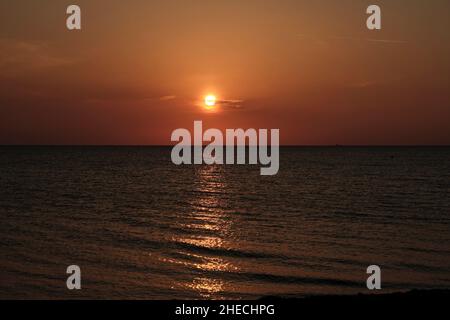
(204, 95, 216, 108)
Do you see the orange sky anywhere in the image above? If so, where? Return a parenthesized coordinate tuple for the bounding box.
(0, 0, 449, 145)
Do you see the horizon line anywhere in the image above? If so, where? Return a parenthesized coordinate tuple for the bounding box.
(1, 144, 450, 148)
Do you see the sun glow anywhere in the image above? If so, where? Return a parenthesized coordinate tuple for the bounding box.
(204, 95, 216, 109)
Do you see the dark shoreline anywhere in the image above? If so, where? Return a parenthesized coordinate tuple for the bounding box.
(261, 289, 450, 317)
(2, 288, 449, 301)
(1, 290, 449, 319)
(261, 288, 450, 305)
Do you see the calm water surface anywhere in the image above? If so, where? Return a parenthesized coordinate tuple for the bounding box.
(1, 147, 449, 299)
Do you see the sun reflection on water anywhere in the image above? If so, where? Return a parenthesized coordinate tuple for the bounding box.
(175, 165, 237, 298)
(188, 277, 224, 298)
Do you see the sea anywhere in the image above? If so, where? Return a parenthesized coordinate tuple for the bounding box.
(1, 146, 449, 299)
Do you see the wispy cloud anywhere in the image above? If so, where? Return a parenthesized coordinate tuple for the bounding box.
(0, 39, 74, 72)
(298, 34, 408, 45)
(217, 99, 245, 110)
(159, 95, 176, 101)
(330, 36, 407, 44)
(347, 81, 378, 88)
(84, 92, 177, 104)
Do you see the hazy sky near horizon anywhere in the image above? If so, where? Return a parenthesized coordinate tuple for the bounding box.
(0, 0, 449, 145)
